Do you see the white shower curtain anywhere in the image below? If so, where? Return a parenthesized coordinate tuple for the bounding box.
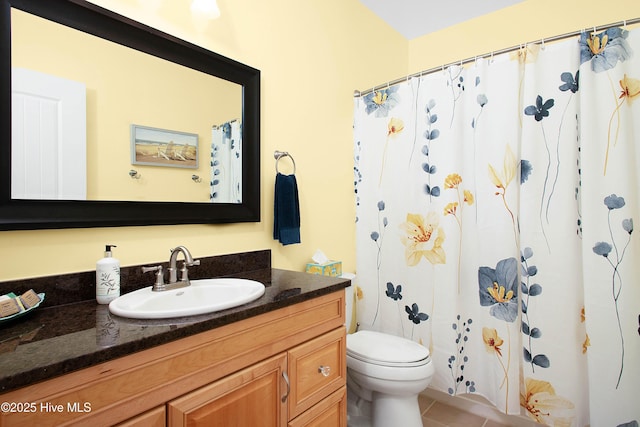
(211, 120, 242, 203)
(354, 26, 640, 426)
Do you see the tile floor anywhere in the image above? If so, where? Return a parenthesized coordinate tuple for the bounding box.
(418, 395, 510, 427)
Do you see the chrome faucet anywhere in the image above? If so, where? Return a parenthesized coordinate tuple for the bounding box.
(168, 246, 200, 286)
(142, 246, 200, 292)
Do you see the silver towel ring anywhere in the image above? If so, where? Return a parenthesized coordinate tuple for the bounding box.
(274, 150, 296, 174)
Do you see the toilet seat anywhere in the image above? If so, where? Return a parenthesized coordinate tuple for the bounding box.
(347, 330, 430, 368)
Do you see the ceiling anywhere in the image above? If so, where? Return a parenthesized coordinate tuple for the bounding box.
(359, 0, 525, 40)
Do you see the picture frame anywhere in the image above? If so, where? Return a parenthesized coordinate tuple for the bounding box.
(130, 124, 198, 169)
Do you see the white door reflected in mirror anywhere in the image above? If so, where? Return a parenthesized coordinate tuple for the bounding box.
(11, 67, 87, 200)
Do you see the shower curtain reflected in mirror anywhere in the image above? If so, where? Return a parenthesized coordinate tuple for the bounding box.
(211, 120, 242, 203)
(354, 26, 640, 426)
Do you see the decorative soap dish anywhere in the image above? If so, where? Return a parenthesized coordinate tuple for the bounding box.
(0, 290, 45, 323)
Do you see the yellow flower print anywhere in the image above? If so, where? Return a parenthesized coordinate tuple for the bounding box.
(387, 117, 404, 136)
(488, 145, 518, 247)
(482, 327, 504, 357)
(483, 325, 510, 410)
(619, 74, 640, 105)
(463, 190, 474, 205)
(379, 117, 404, 186)
(487, 282, 514, 303)
(583, 334, 590, 354)
(356, 286, 364, 300)
(488, 145, 517, 192)
(587, 32, 608, 56)
(580, 307, 590, 354)
(372, 90, 388, 106)
(445, 173, 462, 189)
(604, 74, 640, 174)
(399, 212, 446, 266)
(520, 378, 575, 426)
(509, 43, 541, 64)
(443, 173, 474, 293)
(444, 202, 458, 216)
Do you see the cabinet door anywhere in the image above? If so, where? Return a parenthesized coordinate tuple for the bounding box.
(288, 328, 346, 419)
(115, 406, 165, 427)
(168, 354, 288, 427)
(288, 387, 346, 427)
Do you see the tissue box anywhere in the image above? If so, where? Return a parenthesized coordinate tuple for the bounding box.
(305, 261, 342, 277)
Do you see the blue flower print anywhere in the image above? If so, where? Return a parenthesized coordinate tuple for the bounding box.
(405, 303, 429, 324)
(592, 241, 612, 257)
(604, 193, 625, 210)
(524, 95, 555, 121)
(520, 160, 533, 184)
(579, 27, 632, 73)
(477, 94, 488, 107)
(385, 283, 403, 301)
(364, 86, 400, 117)
(478, 257, 519, 322)
(592, 193, 633, 389)
(559, 71, 580, 93)
(222, 122, 232, 139)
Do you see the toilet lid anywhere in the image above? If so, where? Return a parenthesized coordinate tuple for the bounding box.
(347, 330, 430, 367)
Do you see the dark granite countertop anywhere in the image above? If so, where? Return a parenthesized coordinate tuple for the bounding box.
(0, 252, 350, 394)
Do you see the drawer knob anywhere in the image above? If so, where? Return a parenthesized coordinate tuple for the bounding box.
(318, 365, 331, 377)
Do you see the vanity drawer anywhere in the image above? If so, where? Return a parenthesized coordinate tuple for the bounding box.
(288, 327, 346, 419)
(288, 387, 346, 427)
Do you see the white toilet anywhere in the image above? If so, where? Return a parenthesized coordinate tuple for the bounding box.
(343, 277, 434, 427)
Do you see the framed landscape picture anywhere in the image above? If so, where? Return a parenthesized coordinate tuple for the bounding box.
(131, 124, 198, 169)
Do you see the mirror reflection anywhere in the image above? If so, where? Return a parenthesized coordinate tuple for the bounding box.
(11, 8, 242, 204)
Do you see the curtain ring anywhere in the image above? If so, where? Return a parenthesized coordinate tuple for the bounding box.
(541, 38, 545, 50)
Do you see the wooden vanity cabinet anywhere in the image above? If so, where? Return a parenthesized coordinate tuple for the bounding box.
(0, 291, 346, 427)
(167, 327, 347, 427)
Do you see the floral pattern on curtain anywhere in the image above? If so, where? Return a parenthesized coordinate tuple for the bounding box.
(211, 120, 242, 203)
(354, 27, 640, 426)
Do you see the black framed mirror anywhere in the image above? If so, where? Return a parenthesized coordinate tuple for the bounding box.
(0, 0, 260, 230)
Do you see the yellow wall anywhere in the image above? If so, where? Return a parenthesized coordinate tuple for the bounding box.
(408, 0, 640, 74)
(2, 0, 639, 281)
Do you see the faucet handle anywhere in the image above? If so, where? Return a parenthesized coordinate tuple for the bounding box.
(179, 259, 200, 282)
(142, 265, 165, 288)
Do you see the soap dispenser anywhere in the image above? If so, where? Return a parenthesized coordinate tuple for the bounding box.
(96, 245, 120, 304)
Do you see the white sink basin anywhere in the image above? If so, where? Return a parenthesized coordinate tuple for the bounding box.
(109, 278, 265, 319)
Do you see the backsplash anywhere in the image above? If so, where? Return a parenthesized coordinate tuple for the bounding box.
(0, 249, 271, 307)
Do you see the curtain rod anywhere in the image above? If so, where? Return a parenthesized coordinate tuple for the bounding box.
(354, 17, 640, 98)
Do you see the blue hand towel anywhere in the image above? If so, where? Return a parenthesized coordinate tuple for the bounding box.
(273, 173, 301, 245)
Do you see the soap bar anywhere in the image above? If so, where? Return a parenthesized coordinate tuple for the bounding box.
(20, 289, 41, 309)
(0, 298, 21, 318)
